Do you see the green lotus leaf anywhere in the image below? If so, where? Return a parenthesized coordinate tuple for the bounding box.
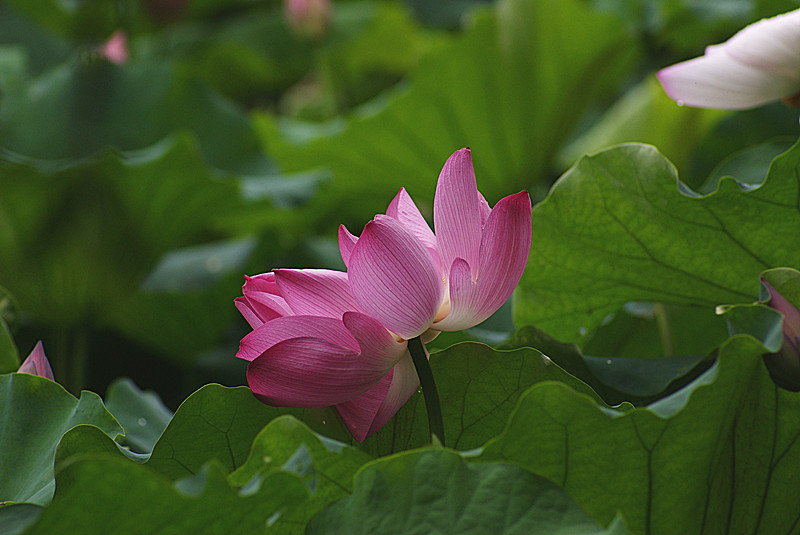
(0, 374, 122, 505)
(308, 448, 630, 534)
(479, 334, 800, 534)
(515, 141, 800, 344)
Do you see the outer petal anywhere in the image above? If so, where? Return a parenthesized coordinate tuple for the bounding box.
(657, 9, 800, 110)
(243, 272, 280, 295)
(477, 190, 491, 227)
(434, 148, 483, 276)
(274, 268, 359, 319)
(338, 225, 358, 268)
(237, 315, 359, 361)
(348, 216, 443, 339)
(247, 336, 393, 407)
(238, 274, 292, 324)
(342, 311, 406, 361)
(17, 341, 54, 381)
(723, 9, 800, 77)
(386, 188, 443, 273)
(235, 297, 266, 329)
(658, 49, 799, 109)
(434, 191, 532, 331)
(335, 352, 419, 442)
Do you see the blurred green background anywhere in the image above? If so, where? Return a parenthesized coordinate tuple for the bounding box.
(1, 0, 798, 407)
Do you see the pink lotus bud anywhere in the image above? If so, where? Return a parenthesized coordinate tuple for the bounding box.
(100, 30, 129, 65)
(17, 341, 54, 381)
(762, 280, 800, 391)
(284, 0, 331, 39)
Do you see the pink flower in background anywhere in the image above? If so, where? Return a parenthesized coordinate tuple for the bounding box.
(17, 341, 54, 381)
(284, 0, 331, 39)
(236, 148, 531, 441)
(100, 30, 129, 65)
(762, 280, 800, 391)
(657, 9, 800, 110)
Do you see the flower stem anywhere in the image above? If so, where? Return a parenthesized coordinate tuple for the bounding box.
(653, 303, 674, 356)
(407, 336, 445, 447)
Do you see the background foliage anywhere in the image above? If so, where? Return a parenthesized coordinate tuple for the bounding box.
(2, 0, 800, 532)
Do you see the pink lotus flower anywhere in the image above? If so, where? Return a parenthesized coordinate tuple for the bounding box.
(17, 341, 54, 381)
(236, 269, 414, 441)
(340, 148, 532, 334)
(236, 148, 531, 441)
(657, 9, 800, 110)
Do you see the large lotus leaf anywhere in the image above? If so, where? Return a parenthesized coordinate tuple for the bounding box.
(145, 383, 288, 480)
(55, 425, 132, 466)
(21, 456, 309, 534)
(54, 385, 311, 476)
(0, 373, 122, 505)
(308, 448, 630, 535)
(254, 0, 638, 231)
(479, 334, 800, 535)
(229, 415, 372, 534)
(514, 141, 800, 344)
(0, 135, 239, 336)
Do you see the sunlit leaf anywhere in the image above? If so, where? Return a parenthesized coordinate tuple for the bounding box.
(515, 141, 800, 343)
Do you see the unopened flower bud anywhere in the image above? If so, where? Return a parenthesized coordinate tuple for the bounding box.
(762, 279, 800, 391)
(17, 341, 54, 381)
